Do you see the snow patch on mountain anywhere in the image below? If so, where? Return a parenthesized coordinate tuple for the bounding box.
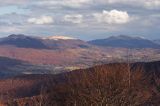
(43, 36, 76, 40)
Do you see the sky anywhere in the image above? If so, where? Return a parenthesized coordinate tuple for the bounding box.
(0, 0, 160, 40)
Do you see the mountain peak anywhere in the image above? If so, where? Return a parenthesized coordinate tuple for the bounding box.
(89, 35, 160, 49)
(0, 34, 48, 49)
(43, 36, 76, 40)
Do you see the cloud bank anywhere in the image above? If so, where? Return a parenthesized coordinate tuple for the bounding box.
(0, 0, 159, 40)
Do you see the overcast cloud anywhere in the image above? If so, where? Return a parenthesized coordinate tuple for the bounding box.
(0, 0, 159, 40)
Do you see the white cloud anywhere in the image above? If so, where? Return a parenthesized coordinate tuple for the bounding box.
(64, 14, 83, 24)
(62, 0, 91, 8)
(27, 16, 54, 25)
(36, 0, 91, 8)
(93, 10, 130, 24)
(98, 0, 160, 9)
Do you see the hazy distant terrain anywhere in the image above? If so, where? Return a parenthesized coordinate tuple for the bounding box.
(0, 34, 160, 78)
(0, 56, 72, 78)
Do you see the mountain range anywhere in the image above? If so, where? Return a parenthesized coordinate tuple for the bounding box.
(0, 34, 159, 49)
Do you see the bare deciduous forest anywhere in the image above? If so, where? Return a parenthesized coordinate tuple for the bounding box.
(2, 62, 160, 106)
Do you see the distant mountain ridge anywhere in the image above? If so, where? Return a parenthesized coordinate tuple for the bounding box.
(0, 34, 48, 49)
(0, 34, 91, 49)
(0, 34, 159, 49)
(88, 35, 160, 48)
